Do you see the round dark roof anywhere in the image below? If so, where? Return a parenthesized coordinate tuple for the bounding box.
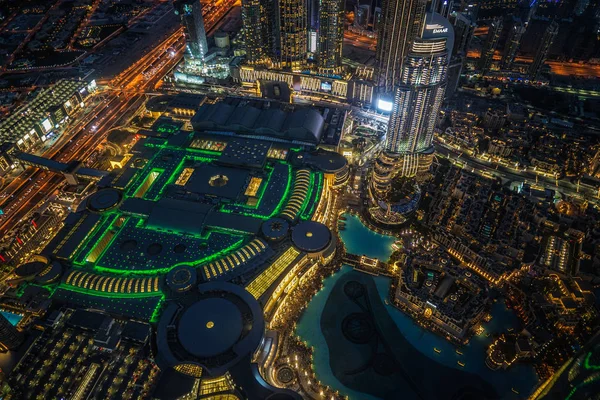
(87, 189, 121, 212)
(15, 260, 47, 277)
(261, 218, 290, 241)
(306, 151, 347, 173)
(166, 265, 197, 292)
(177, 298, 243, 358)
(291, 221, 331, 253)
(34, 261, 63, 285)
(156, 282, 264, 377)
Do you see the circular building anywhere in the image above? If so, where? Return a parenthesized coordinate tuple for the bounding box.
(34, 261, 63, 285)
(291, 221, 335, 259)
(166, 265, 197, 293)
(294, 150, 349, 187)
(14, 256, 49, 279)
(13, 255, 62, 285)
(261, 218, 290, 242)
(156, 282, 264, 377)
(86, 188, 122, 213)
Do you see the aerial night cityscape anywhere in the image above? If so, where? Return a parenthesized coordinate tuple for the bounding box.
(0, 0, 600, 400)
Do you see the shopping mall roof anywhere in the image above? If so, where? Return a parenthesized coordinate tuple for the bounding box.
(291, 221, 332, 253)
(191, 97, 325, 145)
(156, 282, 264, 376)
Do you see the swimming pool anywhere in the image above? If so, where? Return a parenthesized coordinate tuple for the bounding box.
(0, 310, 22, 326)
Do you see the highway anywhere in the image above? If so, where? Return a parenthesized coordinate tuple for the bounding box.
(344, 30, 376, 51)
(0, 0, 238, 238)
(433, 140, 600, 205)
(466, 49, 600, 78)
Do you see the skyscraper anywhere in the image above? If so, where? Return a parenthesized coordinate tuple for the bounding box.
(372, 12, 453, 188)
(501, 21, 526, 70)
(276, 0, 308, 69)
(450, 12, 475, 56)
(375, 0, 428, 92)
(479, 17, 503, 74)
(446, 11, 476, 100)
(529, 21, 559, 80)
(0, 314, 23, 352)
(383, 14, 453, 175)
(354, 3, 371, 29)
(317, 0, 344, 73)
(432, 0, 454, 18)
(241, 0, 270, 63)
(307, 0, 320, 55)
(174, 0, 208, 63)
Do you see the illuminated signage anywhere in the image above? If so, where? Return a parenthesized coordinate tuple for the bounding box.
(309, 31, 317, 53)
(426, 23, 448, 34)
(321, 81, 332, 92)
(426, 301, 438, 309)
(377, 98, 393, 112)
(42, 118, 52, 132)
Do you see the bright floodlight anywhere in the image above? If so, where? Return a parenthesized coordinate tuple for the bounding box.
(377, 99, 393, 112)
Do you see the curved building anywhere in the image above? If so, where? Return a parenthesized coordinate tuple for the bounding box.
(156, 282, 302, 400)
(27, 104, 347, 398)
(369, 12, 453, 225)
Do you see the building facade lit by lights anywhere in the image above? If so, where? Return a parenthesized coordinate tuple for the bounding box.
(369, 12, 453, 225)
(173, 0, 235, 84)
(375, 0, 427, 93)
(275, 0, 308, 69)
(241, 0, 271, 64)
(501, 21, 526, 70)
(380, 13, 453, 176)
(175, 0, 208, 64)
(317, 0, 345, 73)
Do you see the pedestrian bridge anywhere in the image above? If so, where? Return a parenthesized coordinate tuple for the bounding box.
(16, 152, 108, 184)
(343, 253, 390, 276)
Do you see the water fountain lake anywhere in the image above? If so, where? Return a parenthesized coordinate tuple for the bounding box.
(296, 213, 539, 399)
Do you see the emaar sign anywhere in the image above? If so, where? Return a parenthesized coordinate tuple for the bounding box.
(426, 23, 448, 34)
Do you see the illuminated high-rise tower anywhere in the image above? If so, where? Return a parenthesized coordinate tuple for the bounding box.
(174, 0, 208, 63)
(382, 14, 453, 175)
(375, 0, 427, 93)
(501, 21, 526, 70)
(276, 0, 308, 69)
(317, 0, 344, 73)
(241, 0, 271, 63)
(529, 21, 559, 80)
(370, 13, 453, 223)
(478, 17, 503, 74)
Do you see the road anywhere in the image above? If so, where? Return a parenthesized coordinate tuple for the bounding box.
(343, 30, 376, 51)
(433, 141, 600, 205)
(0, 0, 238, 238)
(467, 50, 600, 77)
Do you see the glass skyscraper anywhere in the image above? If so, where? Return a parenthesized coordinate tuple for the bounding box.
(241, 0, 271, 64)
(276, 0, 308, 69)
(375, 0, 428, 93)
(317, 0, 345, 73)
(174, 0, 208, 63)
(501, 21, 526, 70)
(371, 12, 453, 208)
(529, 21, 559, 80)
(382, 13, 453, 175)
(478, 17, 503, 74)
